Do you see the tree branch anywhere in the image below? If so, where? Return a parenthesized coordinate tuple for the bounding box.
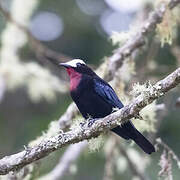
(103, 137, 117, 180)
(105, 0, 180, 81)
(156, 138, 180, 168)
(0, 67, 179, 175)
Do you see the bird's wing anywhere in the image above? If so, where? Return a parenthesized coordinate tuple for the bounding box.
(93, 78, 124, 109)
(93, 78, 155, 154)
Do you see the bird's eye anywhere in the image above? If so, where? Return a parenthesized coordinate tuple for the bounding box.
(76, 63, 83, 67)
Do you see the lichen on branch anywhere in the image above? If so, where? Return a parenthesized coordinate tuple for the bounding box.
(0, 67, 179, 175)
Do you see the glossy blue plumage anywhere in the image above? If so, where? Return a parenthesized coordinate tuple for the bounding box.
(67, 63, 155, 154)
(94, 79, 124, 109)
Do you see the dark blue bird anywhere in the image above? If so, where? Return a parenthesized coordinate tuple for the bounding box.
(60, 59, 155, 154)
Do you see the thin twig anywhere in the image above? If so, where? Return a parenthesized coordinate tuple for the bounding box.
(0, 67, 179, 175)
(156, 138, 180, 168)
(103, 137, 116, 180)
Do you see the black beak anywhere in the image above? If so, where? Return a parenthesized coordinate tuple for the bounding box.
(59, 63, 71, 68)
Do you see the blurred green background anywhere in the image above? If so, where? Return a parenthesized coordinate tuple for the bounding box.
(0, 0, 179, 179)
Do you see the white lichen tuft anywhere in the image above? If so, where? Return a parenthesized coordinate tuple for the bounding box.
(25, 62, 67, 102)
(96, 57, 109, 78)
(29, 120, 61, 147)
(0, 0, 68, 102)
(130, 81, 159, 133)
(130, 81, 163, 103)
(133, 101, 157, 132)
(88, 134, 105, 152)
(110, 31, 131, 46)
(69, 116, 84, 131)
(0, 61, 68, 102)
(130, 81, 152, 98)
(156, 0, 178, 47)
(119, 58, 136, 83)
(11, 0, 37, 25)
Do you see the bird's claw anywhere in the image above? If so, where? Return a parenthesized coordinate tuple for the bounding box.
(134, 113, 143, 120)
(80, 121, 87, 129)
(80, 118, 99, 128)
(88, 118, 98, 127)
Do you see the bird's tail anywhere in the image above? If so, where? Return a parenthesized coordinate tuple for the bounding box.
(112, 122, 155, 154)
(131, 129, 155, 154)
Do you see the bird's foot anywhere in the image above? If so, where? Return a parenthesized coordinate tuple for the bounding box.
(134, 112, 143, 120)
(80, 121, 87, 129)
(80, 118, 99, 128)
(88, 118, 98, 127)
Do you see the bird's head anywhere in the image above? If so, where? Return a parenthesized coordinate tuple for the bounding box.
(60, 59, 86, 76)
(60, 59, 95, 90)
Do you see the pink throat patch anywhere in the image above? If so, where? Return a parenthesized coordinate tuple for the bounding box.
(66, 68, 82, 91)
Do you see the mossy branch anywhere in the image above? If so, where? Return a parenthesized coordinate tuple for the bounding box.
(106, 0, 180, 81)
(0, 67, 179, 175)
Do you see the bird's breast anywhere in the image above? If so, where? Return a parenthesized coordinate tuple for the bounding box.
(69, 74, 82, 91)
(71, 82, 113, 119)
(70, 77, 81, 91)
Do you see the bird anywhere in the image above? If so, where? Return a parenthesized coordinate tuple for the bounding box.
(60, 59, 155, 154)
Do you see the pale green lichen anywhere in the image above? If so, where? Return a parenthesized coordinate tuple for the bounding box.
(130, 81, 152, 98)
(29, 120, 61, 147)
(119, 58, 136, 83)
(156, 0, 178, 47)
(88, 134, 105, 152)
(25, 62, 67, 102)
(133, 101, 157, 133)
(95, 57, 109, 78)
(0, 0, 68, 103)
(110, 31, 131, 46)
(110, 59, 135, 101)
(130, 81, 159, 133)
(0, 60, 68, 102)
(69, 115, 84, 131)
(130, 81, 163, 103)
(131, 81, 159, 132)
